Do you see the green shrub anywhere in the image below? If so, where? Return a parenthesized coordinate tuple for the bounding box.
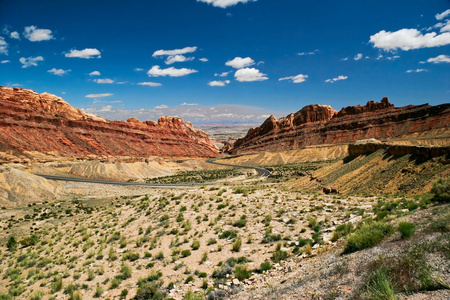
(398, 222, 416, 239)
(191, 240, 200, 250)
(260, 261, 272, 272)
(431, 177, 450, 203)
(363, 267, 396, 300)
(272, 243, 288, 263)
(219, 230, 237, 239)
(331, 222, 353, 242)
(135, 271, 164, 300)
(181, 249, 191, 257)
(232, 237, 242, 252)
(234, 265, 250, 281)
(94, 284, 104, 298)
(343, 222, 393, 254)
(6, 236, 17, 252)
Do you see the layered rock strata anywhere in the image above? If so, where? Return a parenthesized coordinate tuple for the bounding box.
(228, 97, 450, 154)
(0, 86, 218, 163)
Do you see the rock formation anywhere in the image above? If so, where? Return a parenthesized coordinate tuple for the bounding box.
(228, 97, 450, 154)
(0, 86, 218, 163)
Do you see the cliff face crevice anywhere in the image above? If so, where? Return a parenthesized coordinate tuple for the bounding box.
(0, 86, 218, 163)
(228, 97, 450, 154)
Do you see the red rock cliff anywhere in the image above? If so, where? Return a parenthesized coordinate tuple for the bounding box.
(0, 86, 218, 162)
(228, 97, 450, 154)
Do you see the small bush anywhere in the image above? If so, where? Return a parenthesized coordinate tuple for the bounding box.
(234, 265, 250, 281)
(343, 222, 393, 254)
(431, 177, 450, 203)
(191, 240, 200, 250)
(272, 243, 288, 263)
(398, 222, 416, 239)
(181, 249, 191, 257)
(260, 261, 272, 272)
(232, 237, 242, 252)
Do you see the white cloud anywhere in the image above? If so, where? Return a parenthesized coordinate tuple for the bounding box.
(0, 37, 8, 55)
(199, 58, 208, 62)
(298, 49, 319, 56)
(94, 78, 114, 84)
(165, 54, 194, 65)
(1, 60, 10, 63)
(134, 68, 144, 71)
(341, 57, 349, 61)
(197, 0, 257, 8)
(138, 82, 162, 86)
(19, 56, 44, 68)
(354, 53, 363, 60)
(225, 57, 255, 69)
(155, 105, 169, 109)
(279, 74, 308, 83)
(369, 28, 450, 51)
(440, 20, 450, 33)
(152, 46, 197, 57)
(147, 65, 198, 77)
(85, 93, 113, 98)
(23, 25, 53, 41)
(10, 31, 20, 40)
(208, 80, 230, 86)
(47, 68, 71, 76)
(65, 48, 101, 59)
(81, 103, 284, 123)
(234, 68, 268, 82)
(436, 9, 450, 21)
(422, 54, 450, 63)
(406, 69, 427, 73)
(89, 71, 101, 76)
(325, 75, 348, 83)
(215, 72, 229, 77)
(181, 102, 198, 106)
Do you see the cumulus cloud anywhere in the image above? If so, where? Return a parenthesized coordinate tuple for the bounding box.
(47, 68, 71, 76)
(406, 69, 427, 73)
(10, 31, 20, 40)
(199, 58, 208, 62)
(94, 78, 114, 84)
(197, 0, 257, 8)
(181, 102, 198, 106)
(354, 53, 363, 60)
(279, 74, 308, 83)
(0, 37, 8, 55)
(369, 28, 450, 51)
(65, 48, 101, 59)
(152, 46, 197, 57)
(19, 56, 44, 68)
(436, 9, 450, 21)
(85, 93, 113, 98)
(138, 82, 162, 86)
(325, 75, 348, 83)
(234, 68, 268, 82)
(225, 57, 255, 69)
(155, 105, 169, 109)
(89, 71, 101, 76)
(165, 55, 194, 65)
(208, 80, 230, 86)
(147, 65, 198, 77)
(23, 25, 53, 41)
(421, 54, 450, 63)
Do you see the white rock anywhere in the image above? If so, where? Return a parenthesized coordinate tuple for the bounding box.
(233, 279, 240, 285)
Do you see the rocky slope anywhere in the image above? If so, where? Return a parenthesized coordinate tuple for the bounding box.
(0, 86, 218, 163)
(227, 97, 450, 154)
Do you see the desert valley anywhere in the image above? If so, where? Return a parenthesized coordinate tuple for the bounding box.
(0, 86, 448, 300)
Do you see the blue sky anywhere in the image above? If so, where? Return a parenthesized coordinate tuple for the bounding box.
(0, 0, 449, 124)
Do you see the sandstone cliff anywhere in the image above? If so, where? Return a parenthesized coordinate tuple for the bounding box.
(228, 97, 450, 154)
(0, 86, 218, 163)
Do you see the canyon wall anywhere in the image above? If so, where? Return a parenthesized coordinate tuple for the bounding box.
(227, 97, 450, 154)
(0, 86, 218, 163)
